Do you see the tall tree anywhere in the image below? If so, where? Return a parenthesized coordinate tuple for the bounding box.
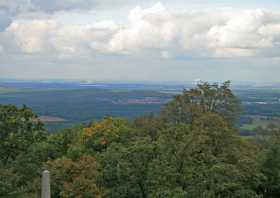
(161, 81, 240, 125)
(151, 113, 261, 197)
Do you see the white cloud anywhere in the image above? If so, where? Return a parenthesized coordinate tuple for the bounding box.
(4, 18, 118, 55)
(2, 3, 280, 58)
(51, 21, 118, 55)
(108, 3, 175, 53)
(6, 19, 57, 54)
(108, 6, 280, 57)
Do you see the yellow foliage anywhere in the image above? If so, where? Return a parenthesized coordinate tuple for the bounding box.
(80, 117, 127, 149)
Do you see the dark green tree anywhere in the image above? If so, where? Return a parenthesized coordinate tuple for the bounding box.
(261, 144, 280, 197)
(0, 105, 46, 166)
(101, 139, 156, 198)
(151, 113, 261, 197)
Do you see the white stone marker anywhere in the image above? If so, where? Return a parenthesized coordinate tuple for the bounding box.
(41, 170, 51, 198)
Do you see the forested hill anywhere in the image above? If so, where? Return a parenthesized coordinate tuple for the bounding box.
(1, 82, 280, 197)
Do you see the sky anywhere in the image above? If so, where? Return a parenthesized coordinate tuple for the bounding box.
(1, 0, 280, 83)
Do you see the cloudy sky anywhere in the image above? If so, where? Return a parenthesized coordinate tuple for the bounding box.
(0, 0, 280, 82)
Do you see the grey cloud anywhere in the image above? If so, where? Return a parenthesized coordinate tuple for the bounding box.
(0, 10, 13, 31)
(0, 0, 97, 31)
(0, 0, 29, 31)
(0, 0, 97, 12)
(30, 0, 96, 12)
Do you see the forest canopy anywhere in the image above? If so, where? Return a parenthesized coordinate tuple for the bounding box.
(0, 82, 280, 198)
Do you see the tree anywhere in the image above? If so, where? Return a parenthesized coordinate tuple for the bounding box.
(0, 105, 47, 197)
(161, 81, 240, 125)
(261, 144, 280, 197)
(255, 124, 280, 149)
(133, 113, 166, 141)
(0, 168, 22, 198)
(81, 117, 132, 153)
(151, 113, 261, 197)
(46, 155, 104, 198)
(101, 139, 156, 198)
(0, 82, 272, 197)
(0, 105, 46, 166)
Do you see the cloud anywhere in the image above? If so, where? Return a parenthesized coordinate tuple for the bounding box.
(30, 0, 96, 12)
(107, 5, 280, 57)
(4, 18, 118, 55)
(0, 1, 27, 31)
(5, 19, 57, 54)
(108, 3, 175, 53)
(50, 20, 118, 55)
(0, 10, 13, 31)
(2, 3, 280, 58)
(0, 0, 97, 31)
(0, 0, 96, 12)
(0, 0, 29, 11)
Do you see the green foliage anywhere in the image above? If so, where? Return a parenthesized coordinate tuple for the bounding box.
(261, 145, 280, 197)
(0, 168, 22, 198)
(133, 113, 166, 141)
(0, 105, 46, 165)
(161, 81, 240, 124)
(152, 113, 261, 197)
(1, 82, 280, 197)
(101, 139, 156, 198)
(0, 105, 47, 197)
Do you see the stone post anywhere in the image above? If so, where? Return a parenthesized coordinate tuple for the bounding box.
(41, 170, 51, 198)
